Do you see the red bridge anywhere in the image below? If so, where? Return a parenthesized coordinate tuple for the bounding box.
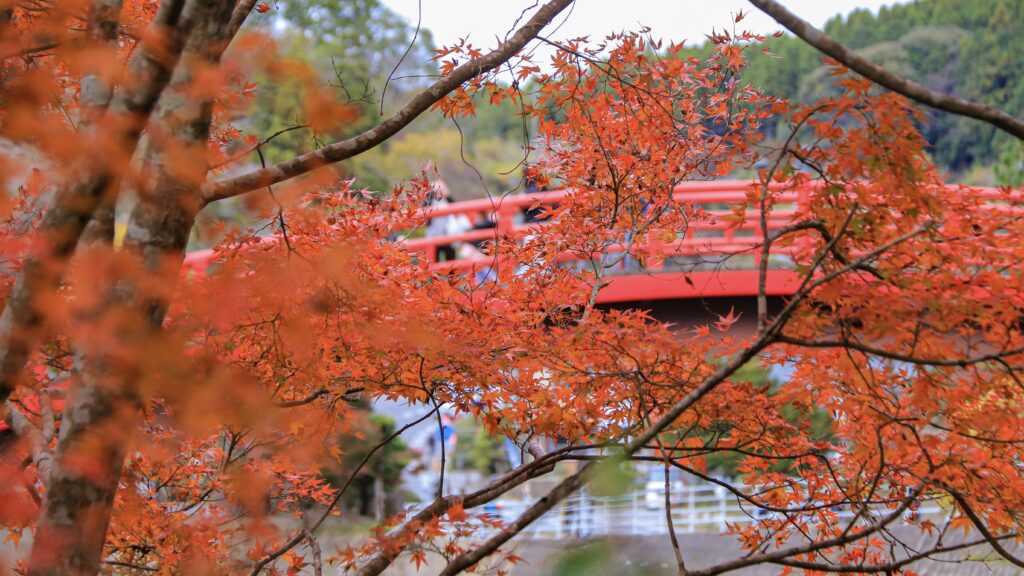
(183, 180, 1006, 311)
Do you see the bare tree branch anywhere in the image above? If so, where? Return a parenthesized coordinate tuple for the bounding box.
(747, 0, 1024, 140)
(771, 535, 1014, 574)
(200, 0, 576, 205)
(251, 408, 438, 576)
(685, 485, 924, 576)
(352, 443, 586, 576)
(776, 336, 1024, 367)
(2, 400, 53, 480)
(226, 0, 258, 41)
(947, 489, 1024, 570)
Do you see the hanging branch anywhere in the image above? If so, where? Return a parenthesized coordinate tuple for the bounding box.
(200, 0, 576, 205)
(747, 0, 1024, 140)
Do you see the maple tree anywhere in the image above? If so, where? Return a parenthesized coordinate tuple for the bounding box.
(1, 1, 1024, 576)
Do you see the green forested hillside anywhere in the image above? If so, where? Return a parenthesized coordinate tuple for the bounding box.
(742, 0, 1024, 183)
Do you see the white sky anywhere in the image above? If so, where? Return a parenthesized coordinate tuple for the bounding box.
(383, 1, 909, 51)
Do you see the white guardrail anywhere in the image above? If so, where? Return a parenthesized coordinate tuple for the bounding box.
(414, 482, 944, 539)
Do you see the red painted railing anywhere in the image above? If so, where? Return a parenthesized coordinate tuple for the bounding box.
(183, 180, 810, 302)
(182, 180, 1009, 304)
(404, 180, 809, 303)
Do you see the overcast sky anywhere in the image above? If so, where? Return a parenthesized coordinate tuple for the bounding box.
(382, 1, 909, 51)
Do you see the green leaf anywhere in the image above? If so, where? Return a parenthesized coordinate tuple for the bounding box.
(590, 453, 635, 497)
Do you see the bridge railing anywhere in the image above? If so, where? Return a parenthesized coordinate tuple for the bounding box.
(182, 180, 1012, 301)
(181, 180, 811, 279)
(498, 486, 944, 539)
(404, 180, 811, 277)
(404, 482, 945, 540)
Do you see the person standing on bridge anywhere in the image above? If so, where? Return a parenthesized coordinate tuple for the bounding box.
(522, 166, 554, 225)
(460, 212, 499, 284)
(425, 179, 472, 262)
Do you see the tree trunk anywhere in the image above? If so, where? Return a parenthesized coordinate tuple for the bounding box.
(0, 0, 189, 406)
(26, 2, 233, 573)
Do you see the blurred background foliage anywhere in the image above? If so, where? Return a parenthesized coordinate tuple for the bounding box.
(231, 0, 1023, 210)
(234, 0, 530, 198)
(734, 0, 1024, 185)
(326, 410, 411, 519)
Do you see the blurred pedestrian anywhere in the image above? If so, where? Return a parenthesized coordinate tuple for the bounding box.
(424, 179, 471, 262)
(521, 167, 551, 225)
